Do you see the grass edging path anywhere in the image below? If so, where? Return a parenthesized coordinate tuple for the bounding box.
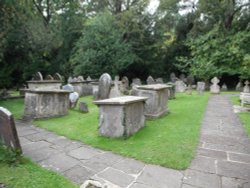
(34, 93, 209, 170)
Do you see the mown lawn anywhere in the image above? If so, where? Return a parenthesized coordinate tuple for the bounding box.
(0, 146, 77, 188)
(0, 93, 209, 170)
(0, 98, 24, 119)
(230, 95, 250, 137)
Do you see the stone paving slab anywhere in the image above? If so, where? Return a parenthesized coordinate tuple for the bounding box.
(15, 95, 250, 187)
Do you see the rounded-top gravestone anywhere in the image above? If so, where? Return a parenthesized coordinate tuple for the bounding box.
(147, 76, 155, 85)
(32, 72, 43, 81)
(97, 73, 112, 100)
(45, 75, 54, 80)
(54, 73, 62, 81)
(243, 80, 250, 93)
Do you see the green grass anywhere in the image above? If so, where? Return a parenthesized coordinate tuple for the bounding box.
(230, 95, 250, 137)
(0, 93, 209, 169)
(0, 146, 77, 188)
(0, 99, 24, 119)
(34, 93, 209, 170)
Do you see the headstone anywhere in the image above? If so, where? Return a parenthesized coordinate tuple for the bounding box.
(97, 73, 112, 100)
(77, 76, 84, 82)
(179, 74, 187, 83)
(156, 78, 164, 84)
(243, 80, 250, 93)
(186, 75, 194, 95)
(146, 76, 155, 85)
(120, 76, 129, 94)
(170, 73, 177, 83)
(197, 81, 205, 95)
(235, 81, 243, 92)
(69, 92, 79, 108)
(68, 76, 73, 83)
(87, 76, 92, 81)
(221, 83, 228, 91)
(0, 107, 22, 152)
(45, 75, 54, 80)
(166, 82, 176, 99)
(62, 84, 74, 92)
(175, 80, 186, 92)
(131, 78, 141, 87)
(0, 89, 10, 98)
(32, 72, 43, 81)
(54, 73, 62, 81)
(210, 77, 220, 94)
(109, 76, 122, 98)
(72, 77, 78, 82)
(79, 102, 89, 113)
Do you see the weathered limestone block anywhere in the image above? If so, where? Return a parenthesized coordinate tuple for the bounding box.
(0, 107, 22, 152)
(94, 96, 147, 138)
(24, 90, 71, 119)
(175, 80, 186, 92)
(27, 81, 62, 90)
(135, 84, 170, 119)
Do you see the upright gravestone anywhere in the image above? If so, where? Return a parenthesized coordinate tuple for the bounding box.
(109, 76, 122, 98)
(243, 80, 250, 93)
(120, 76, 129, 94)
(87, 76, 92, 81)
(0, 107, 22, 152)
(210, 77, 220, 94)
(77, 76, 84, 82)
(235, 81, 243, 92)
(146, 76, 155, 85)
(221, 83, 228, 91)
(175, 80, 186, 92)
(170, 73, 177, 83)
(54, 73, 62, 81)
(197, 81, 205, 95)
(156, 78, 164, 84)
(32, 72, 43, 81)
(179, 74, 187, 83)
(97, 73, 112, 100)
(186, 75, 194, 95)
(68, 76, 73, 83)
(131, 78, 142, 87)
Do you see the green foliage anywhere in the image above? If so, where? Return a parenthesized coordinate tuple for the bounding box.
(70, 11, 135, 77)
(0, 145, 22, 166)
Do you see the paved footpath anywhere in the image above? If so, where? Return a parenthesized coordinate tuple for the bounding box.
(16, 95, 250, 188)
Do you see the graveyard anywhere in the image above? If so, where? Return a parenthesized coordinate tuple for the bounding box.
(1, 1, 250, 187)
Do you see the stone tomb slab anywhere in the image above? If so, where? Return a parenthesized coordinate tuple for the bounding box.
(24, 89, 71, 119)
(94, 96, 147, 138)
(135, 84, 171, 118)
(0, 107, 22, 151)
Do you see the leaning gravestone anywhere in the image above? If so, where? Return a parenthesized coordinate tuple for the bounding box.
(156, 78, 164, 84)
(210, 77, 220, 94)
(243, 80, 250, 93)
(54, 73, 62, 81)
(97, 73, 112, 100)
(0, 107, 22, 152)
(146, 76, 155, 85)
(79, 102, 89, 113)
(32, 72, 43, 81)
(197, 81, 205, 95)
(45, 75, 54, 80)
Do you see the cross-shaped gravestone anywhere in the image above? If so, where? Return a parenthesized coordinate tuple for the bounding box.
(210, 77, 220, 94)
(0, 107, 22, 152)
(243, 80, 250, 93)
